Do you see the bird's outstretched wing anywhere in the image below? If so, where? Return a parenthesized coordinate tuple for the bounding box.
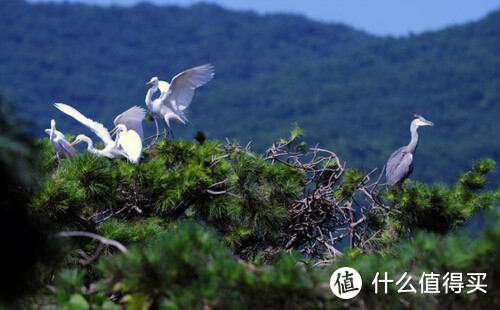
(164, 64, 215, 111)
(113, 106, 146, 140)
(157, 80, 170, 97)
(386, 146, 414, 186)
(54, 103, 113, 145)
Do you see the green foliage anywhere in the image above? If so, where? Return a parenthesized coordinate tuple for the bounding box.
(224, 151, 303, 231)
(45, 269, 120, 310)
(337, 169, 365, 200)
(31, 172, 86, 218)
(156, 139, 226, 211)
(143, 138, 303, 254)
(380, 159, 500, 242)
(279, 122, 306, 148)
(331, 207, 500, 309)
(98, 218, 171, 245)
(98, 222, 324, 309)
(1, 91, 499, 308)
(63, 152, 114, 205)
(31, 152, 114, 223)
(52, 269, 88, 310)
(458, 158, 496, 190)
(112, 154, 170, 214)
(32, 135, 305, 257)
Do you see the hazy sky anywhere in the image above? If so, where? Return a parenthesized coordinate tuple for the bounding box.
(26, 0, 500, 36)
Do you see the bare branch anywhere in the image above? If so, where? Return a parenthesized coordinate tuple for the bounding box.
(54, 231, 128, 254)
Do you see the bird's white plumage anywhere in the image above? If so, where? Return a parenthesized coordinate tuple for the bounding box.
(113, 107, 146, 163)
(163, 64, 215, 111)
(146, 64, 214, 128)
(54, 103, 113, 145)
(72, 134, 128, 159)
(55, 103, 146, 163)
(45, 119, 75, 163)
(113, 106, 147, 140)
(115, 124, 142, 163)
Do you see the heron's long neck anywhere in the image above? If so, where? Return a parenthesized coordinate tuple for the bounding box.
(115, 130, 124, 147)
(83, 138, 95, 152)
(407, 123, 419, 154)
(145, 86, 157, 109)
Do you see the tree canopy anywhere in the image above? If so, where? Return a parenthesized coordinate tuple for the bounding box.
(1, 89, 500, 308)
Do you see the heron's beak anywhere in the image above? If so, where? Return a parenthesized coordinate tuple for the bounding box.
(425, 120, 435, 126)
(70, 139, 80, 147)
(52, 124, 56, 131)
(110, 127, 118, 138)
(145, 81, 153, 85)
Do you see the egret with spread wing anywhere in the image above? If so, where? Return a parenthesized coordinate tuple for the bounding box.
(111, 107, 146, 163)
(54, 103, 145, 162)
(145, 64, 214, 137)
(45, 119, 75, 164)
(386, 114, 434, 186)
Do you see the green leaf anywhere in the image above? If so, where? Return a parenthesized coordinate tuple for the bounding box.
(67, 294, 89, 310)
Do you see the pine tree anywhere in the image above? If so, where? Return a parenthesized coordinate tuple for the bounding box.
(1, 93, 499, 309)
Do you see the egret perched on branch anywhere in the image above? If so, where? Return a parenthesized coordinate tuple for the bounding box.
(44, 119, 75, 164)
(54, 103, 146, 163)
(111, 107, 146, 163)
(386, 114, 434, 186)
(145, 64, 214, 137)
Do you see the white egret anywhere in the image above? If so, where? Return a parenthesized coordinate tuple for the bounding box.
(70, 134, 128, 159)
(54, 103, 146, 163)
(44, 119, 75, 164)
(145, 64, 214, 136)
(111, 108, 146, 163)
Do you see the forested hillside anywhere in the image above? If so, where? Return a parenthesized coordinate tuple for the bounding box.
(1, 0, 499, 185)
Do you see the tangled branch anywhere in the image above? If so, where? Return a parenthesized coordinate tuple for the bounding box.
(265, 140, 390, 260)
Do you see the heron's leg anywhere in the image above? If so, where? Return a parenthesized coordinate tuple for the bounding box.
(169, 128, 175, 141)
(151, 115, 160, 147)
(154, 115, 160, 139)
(162, 119, 169, 139)
(56, 151, 61, 165)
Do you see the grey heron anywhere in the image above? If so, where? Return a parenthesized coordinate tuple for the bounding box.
(386, 114, 434, 186)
